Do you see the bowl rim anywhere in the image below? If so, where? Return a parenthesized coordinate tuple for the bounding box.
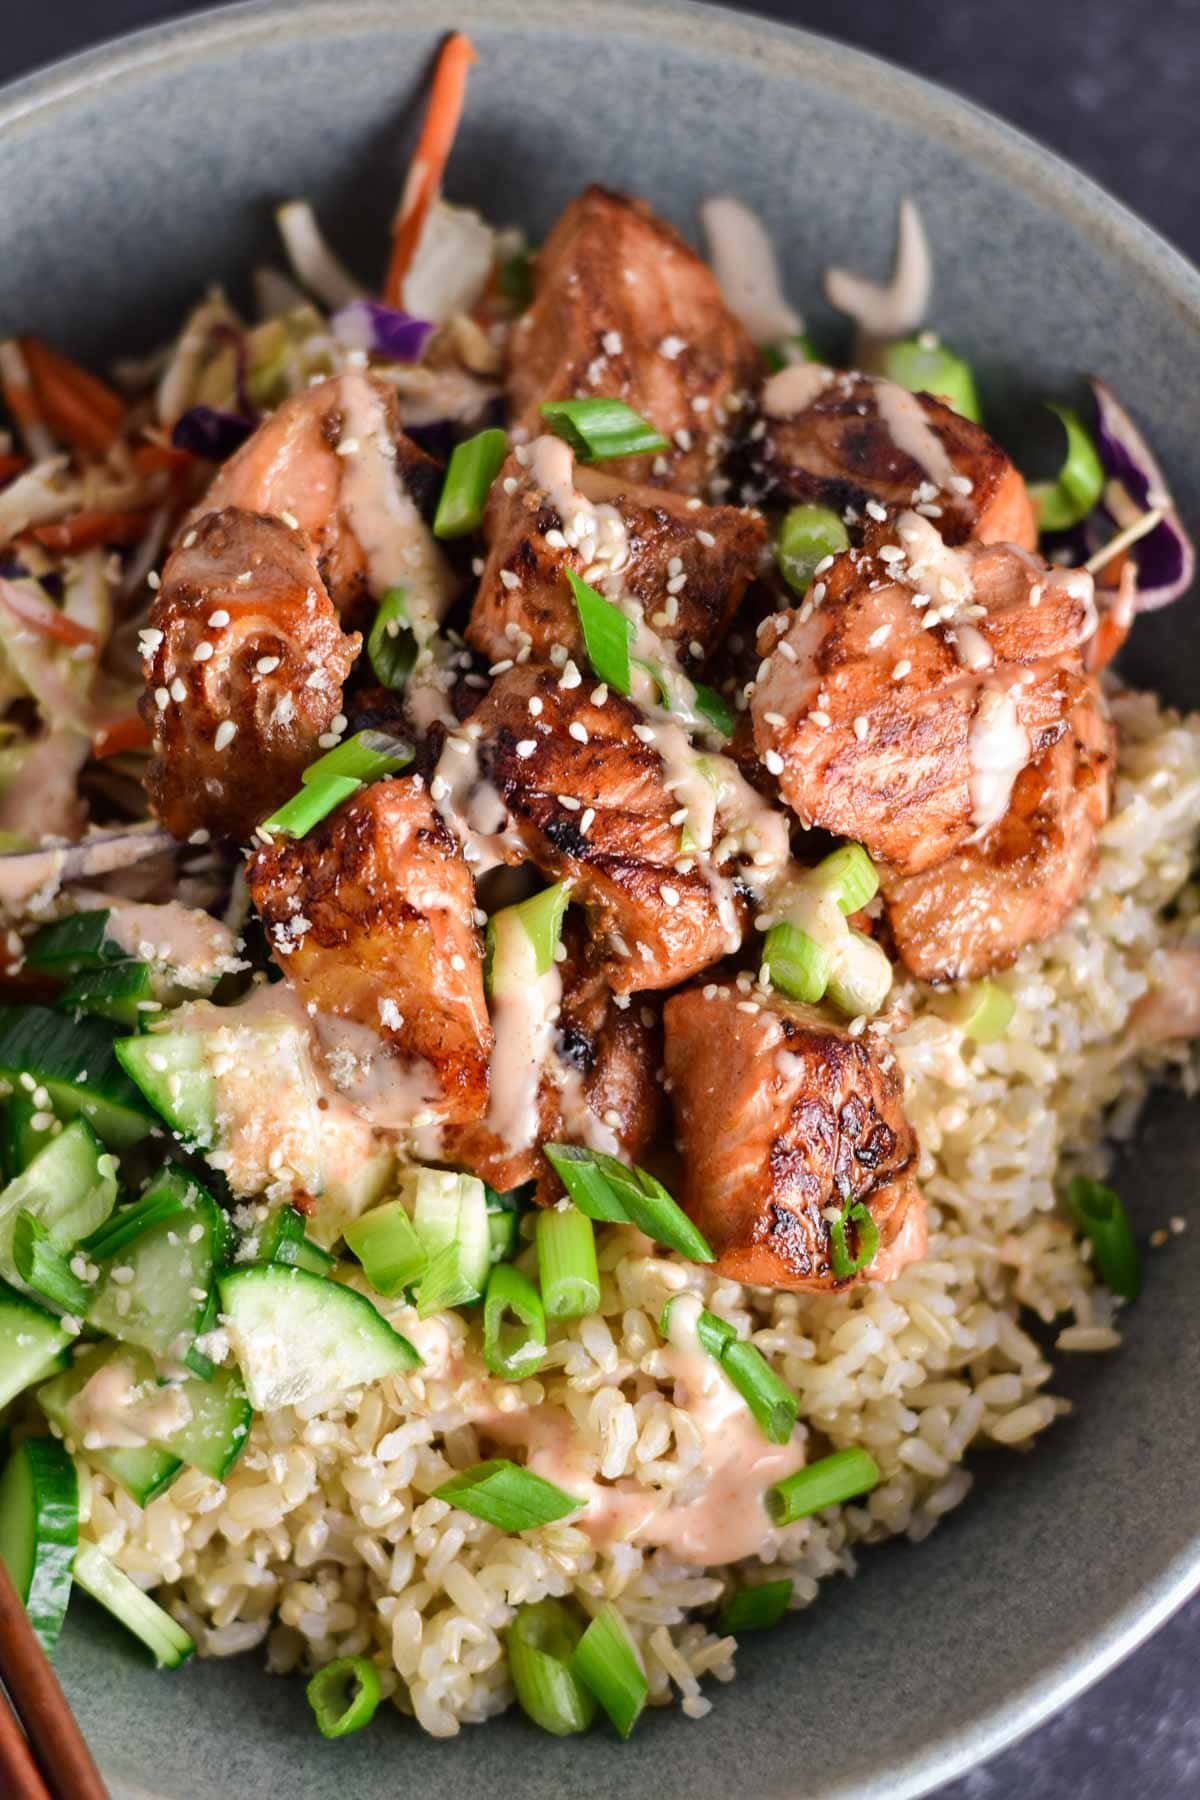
(4, 4, 1200, 1796)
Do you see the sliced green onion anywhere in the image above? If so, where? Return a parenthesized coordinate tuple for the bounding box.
(662, 1297, 798, 1446)
(566, 570, 633, 696)
(433, 427, 509, 539)
(302, 729, 414, 786)
(877, 336, 981, 423)
(253, 1204, 334, 1276)
(717, 1577, 794, 1634)
(941, 979, 1015, 1043)
(506, 1599, 596, 1736)
(486, 880, 571, 995)
(344, 1200, 427, 1297)
(415, 1240, 476, 1317)
(763, 921, 831, 1004)
(82, 1184, 186, 1258)
(305, 1655, 381, 1739)
(1066, 1176, 1141, 1300)
(543, 1144, 714, 1263)
(260, 773, 361, 839)
(766, 1446, 881, 1526)
(12, 1210, 92, 1313)
(719, 1576, 791, 1634)
(776, 505, 850, 596)
(1030, 404, 1105, 532)
(434, 1458, 582, 1531)
(571, 1603, 647, 1739)
(483, 1262, 546, 1378)
(828, 1193, 880, 1281)
(411, 1169, 490, 1316)
(825, 928, 893, 1018)
(498, 251, 534, 314)
(536, 1205, 600, 1320)
(810, 842, 879, 913)
(487, 1209, 520, 1264)
(692, 681, 733, 738)
(541, 398, 669, 462)
(367, 586, 416, 690)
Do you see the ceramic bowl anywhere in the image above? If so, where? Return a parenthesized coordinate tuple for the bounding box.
(2, 4, 1198, 1795)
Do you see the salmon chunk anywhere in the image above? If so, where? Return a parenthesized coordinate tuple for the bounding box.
(468, 440, 765, 673)
(663, 982, 925, 1290)
(507, 187, 761, 495)
(439, 935, 661, 1194)
(747, 365, 1037, 550)
(470, 664, 744, 991)
(246, 776, 492, 1126)
(141, 507, 360, 843)
(751, 513, 1097, 875)
(883, 683, 1114, 981)
(191, 370, 455, 625)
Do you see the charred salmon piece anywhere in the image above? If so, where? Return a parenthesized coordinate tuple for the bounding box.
(140, 506, 360, 844)
(467, 441, 766, 673)
(507, 186, 761, 496)
(663, 981, 925, 1290)
(189, 370, 455, 624)
(750, 513, 1097, 876)
(440, 935, 662, 1194)
(471, 663, 743, 992)
(748, 365, 1037, 550)
(883, 681, 1114, 982)
(246, 775, 492, 1127)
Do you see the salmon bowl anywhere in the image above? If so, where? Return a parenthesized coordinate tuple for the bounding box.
(1, 2, 1200, 1797)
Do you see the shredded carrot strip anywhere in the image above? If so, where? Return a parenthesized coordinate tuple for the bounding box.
(0, 455, 27, 485)
(383, 31, 478, 307)
(93, 714, 153, 759)
(133, 442, 194, 478)
(20, 339, 124, 458)
(0, 576, 101, 648)
(32, 510, 153, 553)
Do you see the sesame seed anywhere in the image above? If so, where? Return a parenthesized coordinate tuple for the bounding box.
(528, 696, 544, 717)
(673, 427, 693, 452)
(590, 684, 608, 705)
(207, 610, 230, 627)
(502, 476, 519, 495)
(147, 569, 161, 591)
(892, 660, 912, 680)
(335, 437, 360, 456)
(696, 529, 716, 547)
(632, 723, 657, 744)
(866, 500, 888, 522)
(557, 795, 581, 811)
(194, 640, 214, 662)
(853, 715, 870, 741)
(182, 529, 198, 549)
(489, 658, 514, 675)
(545, 528, 567, 549)
(499, 569, 521, 591)
(280, 510, 299, 530)
(169, 677, 187, 702)
(516, 739, 537, 758)
(214, 720, 237, 751)
(559, 661, 582, 689)
(569, 722, 589, 744)
(154, 687, 169, 709)
(579, 807, 595, 833)
(602, 329, 623, 354)
(921, 609, 941, 629)
(763, 711, 785, 727)
(188, 827, 211, 845)
(256, 655, 280, 675)
(659, 335, 685, 360)
(809, 710, 831, 727)
(764, 750, 784, 775)
(949, 474, 974, 494)
(660, 885, 680, 906)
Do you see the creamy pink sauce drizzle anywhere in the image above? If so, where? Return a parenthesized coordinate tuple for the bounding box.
(700, 196, 805, 343)
(824, 196, 932, 343)
(67, 1356, 192, 1450)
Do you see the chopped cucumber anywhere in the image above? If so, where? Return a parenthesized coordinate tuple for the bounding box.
(0, 1277, 71, 1407)
(73, 1541, 195, 1668)
(0, 1006, 157, 1148)
(4, 1089, 59, 1177)
(0, 1119, 117, 1294)
(167, 1362, 252, 1481)
(39, 1348, 182, 1506)
(24, 910, 125, 975)
(256, 1205, 336, 1277)
(59, 961, 161, 1028)
(115, 1029, 215, 1149)
(13, 1211, 94, 1314)
(0, 1436, 78, 1652)
(220, 1265, 420, 1410)
(88, 1169, 228, 1362)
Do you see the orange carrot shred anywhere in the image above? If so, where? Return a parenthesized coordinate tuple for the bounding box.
(32, 510, 153, 554)
(93, 714, 153, 759)
(133, 442, 195, 478)
(20, 339, 124, 458)
(0, 577, 101, 648)
(383, 31, 478, 308)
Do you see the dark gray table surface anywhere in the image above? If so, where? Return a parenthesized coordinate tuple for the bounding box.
(2, 2, 1197, 1795)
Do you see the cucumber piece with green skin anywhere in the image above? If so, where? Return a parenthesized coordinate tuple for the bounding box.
(88, 1168, 228, 1362)
(13, 1211, 94, 1314)
(38, 1347, 182, 1506)
(0, 1436, 78, 1652)
(73, 1541, 194, 1668)
(24, 910, 125, 975)
(0, 1277, 71, 1409)
(115, 1029, 216, 1149)
(3, 1090, 58, 1178)
(220, 1265, 421, 1410)
(256, 1205, 336, 1276)
(59, 961, 160, 1028)
(168, 1362, 253, 1481)
(0, 1006, 157, 1149)
(0, 1119, 117, 1293)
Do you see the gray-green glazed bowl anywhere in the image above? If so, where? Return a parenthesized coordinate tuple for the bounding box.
(2, 3, 1198, 1795)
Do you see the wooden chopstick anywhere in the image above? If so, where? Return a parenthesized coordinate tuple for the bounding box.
(0, 1685, 53, 1800)
(0, 1557, 108, 1800)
